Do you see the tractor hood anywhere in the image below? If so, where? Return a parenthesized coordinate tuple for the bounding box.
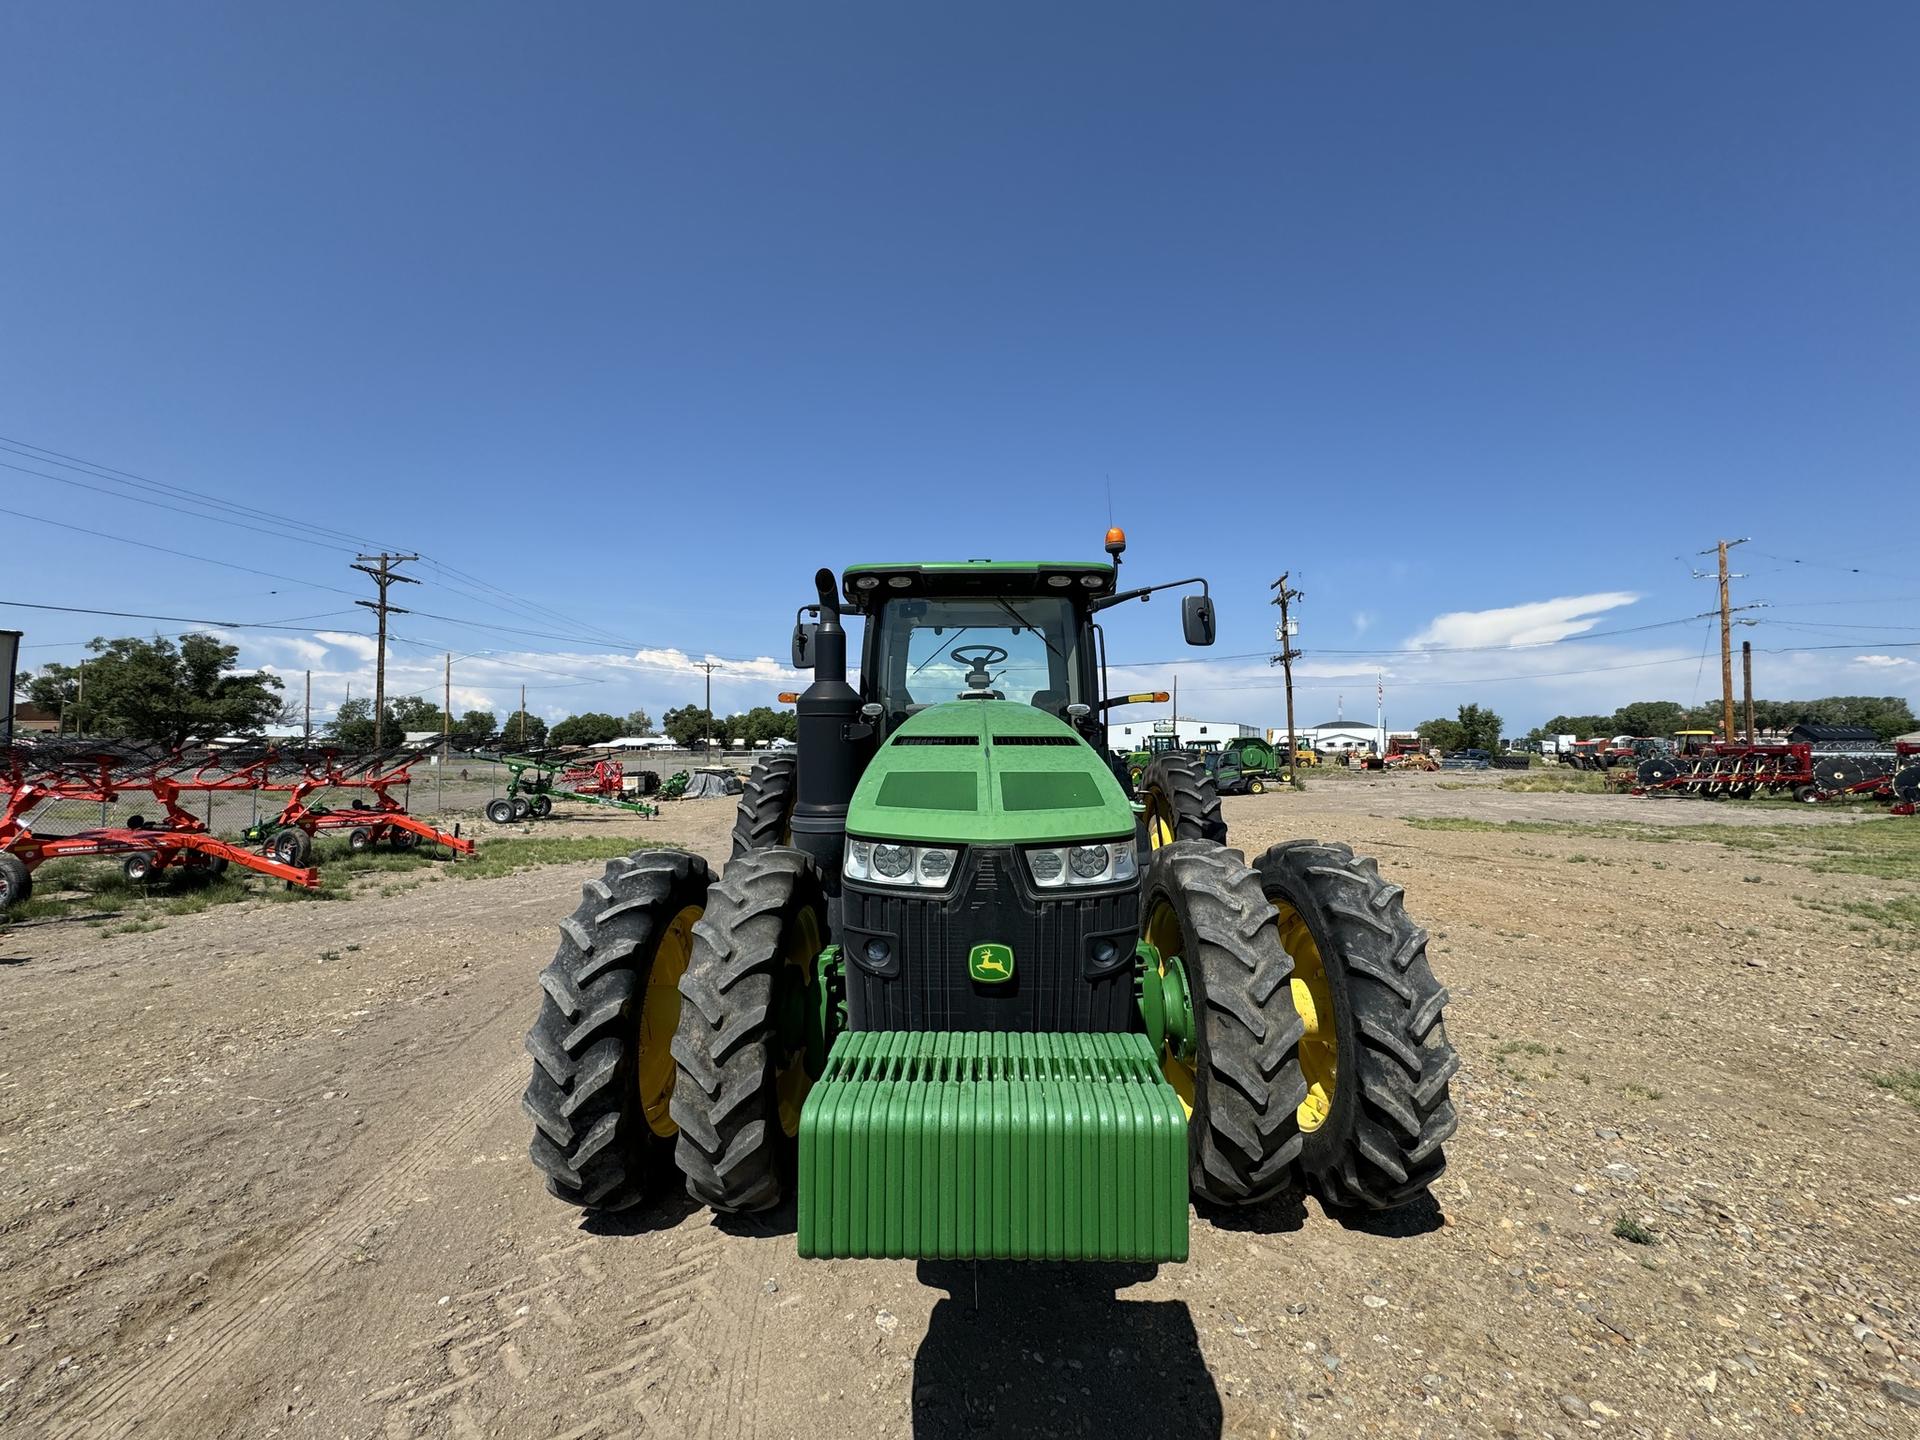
(846, 701, 1135, 846)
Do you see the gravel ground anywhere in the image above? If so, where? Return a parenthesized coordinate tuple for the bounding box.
(1, 771, 1915, 1438)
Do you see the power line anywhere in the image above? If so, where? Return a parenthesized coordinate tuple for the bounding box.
(0, 434, 395, 551)
(0, 505, 364, 598)
(2, 434, 641, 651)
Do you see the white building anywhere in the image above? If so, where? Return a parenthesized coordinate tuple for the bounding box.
(1109, 716, 1261, 753)
(1297, 720, 1387, 755)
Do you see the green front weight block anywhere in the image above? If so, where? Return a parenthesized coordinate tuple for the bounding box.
(798, 1031, 1189, 1263)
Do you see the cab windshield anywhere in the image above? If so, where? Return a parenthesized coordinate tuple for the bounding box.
(870, 595, 1086, 719)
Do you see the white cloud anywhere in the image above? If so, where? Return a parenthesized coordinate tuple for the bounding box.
(314, 631, 379, 662)
(1407, 592, 1641, 650)
(1351, 611, 1373, 636)
(1853, 654, 1916, 669)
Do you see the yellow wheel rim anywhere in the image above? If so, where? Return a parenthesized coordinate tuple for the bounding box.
(775, 904, 822, 1138)
(1144, 788, 1179, 850)
(1144, 898, 1196, 1119)
(1275, 900, 1338, 1132)
(638, 904, 701, 1137)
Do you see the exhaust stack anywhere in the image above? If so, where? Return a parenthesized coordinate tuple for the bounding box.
(789, 568, 860, 887)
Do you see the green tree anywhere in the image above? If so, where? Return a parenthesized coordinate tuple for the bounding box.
(624, 708, 654, 736)
(1542, 713, 1611, 738)
(550, 711, 623, 747)
(1454, 703, 1504, 753)
(326, 694, 444, 749)
(1610, 700, 1687, 736)
(27, 634, 284, 746)
(449, 709, 497, 750)
(500, 710, 548, 749)
(1416, 716, 1465, 752)
(662, 705, 716, 749)
(328, 697, 377, 749)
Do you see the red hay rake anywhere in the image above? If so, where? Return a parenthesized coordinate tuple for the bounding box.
(0, 737, 320, 912)
(243, 739, 474, 866)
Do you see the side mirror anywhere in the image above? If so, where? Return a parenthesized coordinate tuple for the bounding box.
(792, 622, 818, 669)
(1182, 594, 1216, 647)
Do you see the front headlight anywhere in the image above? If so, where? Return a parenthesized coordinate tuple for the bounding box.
(1024, 838, 1137, 888)
(845, 837, 961, 888)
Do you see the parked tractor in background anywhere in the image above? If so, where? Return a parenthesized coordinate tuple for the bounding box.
(522, 531, 1459, 1262)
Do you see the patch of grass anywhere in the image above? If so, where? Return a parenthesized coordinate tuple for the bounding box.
(1869, 1069, 1920, 1113)
(1500, 772, 1606, 794)
(1612, 1214, 1658, 1246)
(1495, 1040, 1549, 1058)
(1622, 1081, 1665, 1101)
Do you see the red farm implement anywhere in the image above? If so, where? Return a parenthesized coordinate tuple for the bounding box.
(1633, 726, 1910, 807)
(243, 740, 473, 865)
(0, 738, 319, 913)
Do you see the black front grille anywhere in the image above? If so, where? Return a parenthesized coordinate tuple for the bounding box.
(891, 735, 979, 746)
(841, 847, 1138, 1033)
(992, 735, 1078, 747)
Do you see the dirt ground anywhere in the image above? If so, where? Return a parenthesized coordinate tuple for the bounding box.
(2, 771, 1916, 1439)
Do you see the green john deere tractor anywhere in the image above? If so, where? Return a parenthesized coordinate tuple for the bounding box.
(523, 535, 1458, 1260)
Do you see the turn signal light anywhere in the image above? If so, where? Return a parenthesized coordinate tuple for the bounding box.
(777, 692, 799, 704)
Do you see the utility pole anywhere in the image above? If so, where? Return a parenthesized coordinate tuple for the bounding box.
(442, 652, 453, 811)
(1269, 574, 1303, 782)
(1742, 640, 1755, 743)
(352, 552, 419, 749)
(303, 670, 312, 749)
(1695, 539, 1746, 743)
(519, 684, 528, 747)
(700, 662, 718, 754)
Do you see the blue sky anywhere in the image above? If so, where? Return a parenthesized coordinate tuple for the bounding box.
(4, 2, 1915, 735)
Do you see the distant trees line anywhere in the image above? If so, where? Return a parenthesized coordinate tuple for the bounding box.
(13, 634, 797, 753)
(1529, 696, 1914, 744)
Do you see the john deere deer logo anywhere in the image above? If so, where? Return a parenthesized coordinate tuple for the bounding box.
(969, 943, 1015, 984)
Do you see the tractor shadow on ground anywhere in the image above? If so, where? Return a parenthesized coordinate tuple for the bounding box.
(579, 1186, 700, 1237)
(911, 1261, 1222, 1440)
(1201, 1188, 1444, 1240)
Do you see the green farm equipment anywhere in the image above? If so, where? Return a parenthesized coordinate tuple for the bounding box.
(1205, 736, 1282, 795)
(522, 531, 1458, 1261)
(485, 751, 658, 824)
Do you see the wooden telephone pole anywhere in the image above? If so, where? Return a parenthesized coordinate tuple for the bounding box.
(1269, 574, 1304, 783)
(352, 552, 419, 748)
(1696, 539, 1747, 743)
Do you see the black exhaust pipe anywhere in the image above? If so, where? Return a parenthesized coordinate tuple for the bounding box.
(789, 568, 860, 889)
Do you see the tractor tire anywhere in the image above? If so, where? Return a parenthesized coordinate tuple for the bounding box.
(389, 828, 420, 850)
(125, 814, 148, 831)
(670, 847, 828, 1212)
(1248, 777, 1267, 795)
(1794, 785, 1819, 805)
(271, 828, 313, 866)
(531, 795, 554, 819)
(730, 755, 798, 857)
(511, 797, 532, 821)
(486, 798, 514, 825)
(1249, 841, 1459, 1211)
(124, 853, 156, 883)
(1138, 754, 1228, 850)
(0, 852, 32, 911)
(523, 849, 716, 1211)
(348, 827, 373, 853)
(1141, 842, 1306, 1208)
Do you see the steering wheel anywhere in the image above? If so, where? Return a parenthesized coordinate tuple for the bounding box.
(950, 644, 1009, 694)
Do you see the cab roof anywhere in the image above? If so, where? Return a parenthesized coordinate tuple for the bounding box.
(840, 561, 1116, 613)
